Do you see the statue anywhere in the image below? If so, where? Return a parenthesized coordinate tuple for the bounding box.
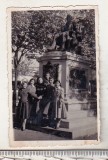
(47, 14, 83, 54)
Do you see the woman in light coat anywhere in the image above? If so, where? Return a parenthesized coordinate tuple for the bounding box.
(53, 80, 67, 129)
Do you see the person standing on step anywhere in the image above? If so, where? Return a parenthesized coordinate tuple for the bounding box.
(18, 81, 29, 131)
(43, 72, 50, 86)
(54, 80, 67, 129)
(27, 78, 42, 124)
(35, 77, 47, 125)
(44, 77, 56, 127)
(18, 80, 41, 131)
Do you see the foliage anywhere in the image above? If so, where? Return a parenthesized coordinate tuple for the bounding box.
(17, 58, 31, 76)
(12, 9, 96, 88)
(12, 9, 95, 59)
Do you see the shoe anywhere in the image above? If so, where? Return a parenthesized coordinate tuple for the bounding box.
(49, 122, 54, 128)
(21, 120, 26, 131)
(43, 114, 48, 119)
(55, 121, 60, 129)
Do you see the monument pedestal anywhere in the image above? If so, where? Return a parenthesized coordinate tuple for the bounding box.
(38, 51, 92, 98)
(36, 51, 97, 138)
(38, 50, 93, 110)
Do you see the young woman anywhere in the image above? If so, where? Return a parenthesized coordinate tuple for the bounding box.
(36, 77, 55, 126)
(27, 78, 42, 117)
(19, 80, 42, 131)
(54, 80, 67, 129)
(18, 81, 29, 131)
(36, 77, 46, 98)
(42, 77, 57, 121)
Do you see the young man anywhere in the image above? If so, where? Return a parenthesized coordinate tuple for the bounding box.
(43, 72, 50, 86)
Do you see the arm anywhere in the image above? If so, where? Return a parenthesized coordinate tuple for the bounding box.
(29, 92, 38, 99)
(27, 85, 40, 99)
(60, 88, 64, 102)
(29, 91, 42, 99)
(18, 90, 22, 100)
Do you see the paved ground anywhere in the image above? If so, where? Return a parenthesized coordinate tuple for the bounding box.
(14, 127, 97, 141)
(14, 128, 66, 141)
(13, 102, 97, 141)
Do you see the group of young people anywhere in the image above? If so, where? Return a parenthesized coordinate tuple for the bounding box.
(18, 73, 67, 131)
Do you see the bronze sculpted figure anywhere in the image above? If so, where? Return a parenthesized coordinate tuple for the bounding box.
(47, 14, 83, 54)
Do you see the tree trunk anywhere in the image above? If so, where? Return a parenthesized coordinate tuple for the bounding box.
(15, 67, 18, 93)
(14, 66, 19, 108)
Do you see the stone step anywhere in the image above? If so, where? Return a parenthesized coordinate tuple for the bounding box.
(26, 105, 97, 140)
(26, 116, 97, 140)
(60, 116, 96, 129)
(69, 117, 97, 129)
(26, 124, 72, 139)
(61, 116, 94, 128)
(68, 103, 88, 111)
(60, 116, 97, 139)
(72, 125, 97, 139)
(68, 112, 95, 121)
(68, 105, 82, 111)
(67, 110, 89, 120)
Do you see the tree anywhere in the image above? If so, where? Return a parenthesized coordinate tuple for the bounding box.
(12, 12, 36, 96)
(18, 58, 32, 76)
(12, 9, 96, 98)
(28, 10, 95, 60)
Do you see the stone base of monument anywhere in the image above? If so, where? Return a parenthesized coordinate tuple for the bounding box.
(26, 98, 97, 140)
(34, 49, 97, 139)
(26, 124, 73, 139)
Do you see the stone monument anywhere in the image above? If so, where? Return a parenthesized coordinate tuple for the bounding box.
(38, 14, 96, 101)
(36, 15, 97, 139)
(38, 51, 92, 99)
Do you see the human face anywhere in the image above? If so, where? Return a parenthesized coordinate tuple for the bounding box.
(30, 79, 35, 85)
(55, 81, 60, 88)
(45, 73, 50, 80)
(23, 83, 27, 89)
(38, 78, 43, 84)
(49, 78, 54, 85)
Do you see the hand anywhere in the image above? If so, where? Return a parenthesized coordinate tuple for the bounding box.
(38, 96, 42, 100)
(60, 99, 64, 103)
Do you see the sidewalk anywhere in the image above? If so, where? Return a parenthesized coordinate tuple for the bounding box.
(14, 128, 66, 141)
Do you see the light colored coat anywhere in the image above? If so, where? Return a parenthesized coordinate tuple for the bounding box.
(54, 86, 67, 119)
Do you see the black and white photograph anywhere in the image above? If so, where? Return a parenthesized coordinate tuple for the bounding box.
(9, 7, 99, 142)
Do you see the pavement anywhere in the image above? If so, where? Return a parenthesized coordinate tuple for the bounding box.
(14, 128, 66, 141)
(13, 100, 97, 141)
